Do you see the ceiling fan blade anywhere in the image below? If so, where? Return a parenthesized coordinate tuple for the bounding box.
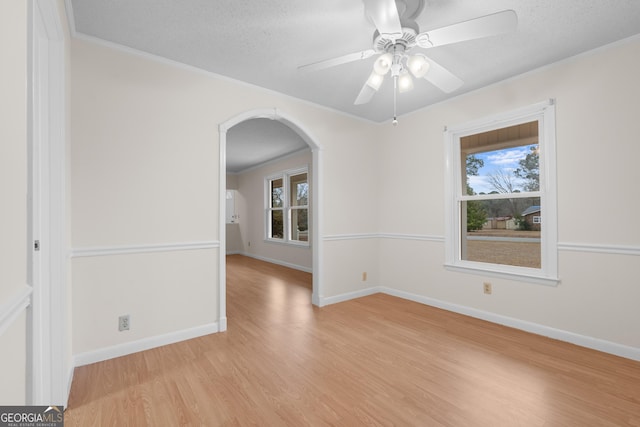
(354, 81, 378, 105)
(422, 57, 463, 93)
(416, 10, 517, 48)
(363, 0, 403, 38)
(298, 49, 376, 73)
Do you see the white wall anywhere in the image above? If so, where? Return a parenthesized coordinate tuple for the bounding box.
(69, 37, 381, 358)
(235, 150, 312, 271)
(226, 174, 239, 190)
(376, 37, 640, 353)
(226, 223, 243, 254)
(225, 175, 243, 254)
(72, 251, 218, 355)
(320, 119, 383, 298)
(68, 19, 640, 365)
(70, 38, 222, 358)
(0, 0, 29, 405)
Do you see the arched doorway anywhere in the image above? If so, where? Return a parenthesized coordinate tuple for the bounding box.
(217, 108, 323, 331)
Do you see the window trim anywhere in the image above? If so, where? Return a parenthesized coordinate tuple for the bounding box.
(266, 177, 285, 239)
(265, 166, 310, 247)
(444, 100, 559, 285)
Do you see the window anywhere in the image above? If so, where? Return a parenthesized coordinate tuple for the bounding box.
(444, 101, 558, 285)
(266, 167, 309, 245)
(268, 178, 284, 238)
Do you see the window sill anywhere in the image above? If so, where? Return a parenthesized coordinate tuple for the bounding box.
(444, 262, 560, 286)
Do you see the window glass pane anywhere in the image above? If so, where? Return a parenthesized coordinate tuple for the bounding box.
(290, 208, 309, 242)
(271, 179, 283, 208)
(265, 168, 309, 245)
(290, 173, 308, 207)
(270, 210, 283, 239)
(461, 197, 541, 268)
(462, 121, 539, 195)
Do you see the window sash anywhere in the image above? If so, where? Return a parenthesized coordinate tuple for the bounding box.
(290, 173, 308, 207)
(265, 167, 310, 246)
(290, 206, 309, 242)
(444, 100, 558, 285)
(269, 178, 284, 208)
(459, 191, 541, 202)
(267, 208, 284, 240)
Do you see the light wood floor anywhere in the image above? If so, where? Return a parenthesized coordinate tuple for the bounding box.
(66, 255, 640, 426)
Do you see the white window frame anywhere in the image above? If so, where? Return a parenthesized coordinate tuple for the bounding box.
(444, 100, 559, 285)
(265, 166, 310, 247)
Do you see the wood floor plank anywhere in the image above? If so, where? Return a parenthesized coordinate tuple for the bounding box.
(66, 255, 640, 426)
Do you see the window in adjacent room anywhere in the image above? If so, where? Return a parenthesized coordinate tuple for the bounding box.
(268, 178, 284, 238)
(266, 167, 309, 245)
(444, 100, 558, 285)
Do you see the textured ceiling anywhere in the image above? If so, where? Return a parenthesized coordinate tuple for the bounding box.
(67, 0, 640, 169)
(68, 0, 640, 123)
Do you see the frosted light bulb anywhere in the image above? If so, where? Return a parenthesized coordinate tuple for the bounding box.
(373, 53, 393, 75)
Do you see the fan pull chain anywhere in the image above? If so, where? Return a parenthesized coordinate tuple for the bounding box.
(392, 75, 398, 126)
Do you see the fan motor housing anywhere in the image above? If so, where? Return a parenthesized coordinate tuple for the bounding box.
(372, 21, 419, 53)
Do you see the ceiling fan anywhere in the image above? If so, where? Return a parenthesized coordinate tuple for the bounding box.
(298, 0, 518, 124)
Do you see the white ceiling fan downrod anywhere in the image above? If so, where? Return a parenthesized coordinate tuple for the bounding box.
(391, 46, 403, 126)
(392, 74, 398, 126)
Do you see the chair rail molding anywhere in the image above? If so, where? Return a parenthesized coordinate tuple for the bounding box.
(0, 286, 32, 337)
(70, 241, 220, 258)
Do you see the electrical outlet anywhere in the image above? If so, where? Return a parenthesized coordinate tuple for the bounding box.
(362, 272, 367, 281)
(119, 315, 130, 331)
(483, 282, 492, 295)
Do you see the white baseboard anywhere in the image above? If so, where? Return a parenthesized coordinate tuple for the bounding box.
(319, 287, 379, 307)
(312, 292, 320, 307)
(379, 287, 640, 362)
(318, 285, 640, 361)
(71, 284, 640, 369)
(65, 364, 74, 407)
(218, 316, 227, 332)
(73, 322, 219, 367)
(238, 252, 312, 273)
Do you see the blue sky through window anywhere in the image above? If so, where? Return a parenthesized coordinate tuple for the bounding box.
(468, 144, 538, 194)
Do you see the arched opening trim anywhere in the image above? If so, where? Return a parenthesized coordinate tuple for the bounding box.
(217, 108, 323, 331)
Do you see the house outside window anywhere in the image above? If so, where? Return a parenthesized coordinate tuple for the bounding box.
(266, 166, 309, 246)
(522, 205, 542, 231)
(444, 101, 558, 285)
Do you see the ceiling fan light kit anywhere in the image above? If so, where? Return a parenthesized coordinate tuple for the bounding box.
(298, 0, 518, 124)
(407, 53, 429, 78)
(366, 70, 384, 90)
(398, 69, 414, 93)
(373, 52, 393, 74)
